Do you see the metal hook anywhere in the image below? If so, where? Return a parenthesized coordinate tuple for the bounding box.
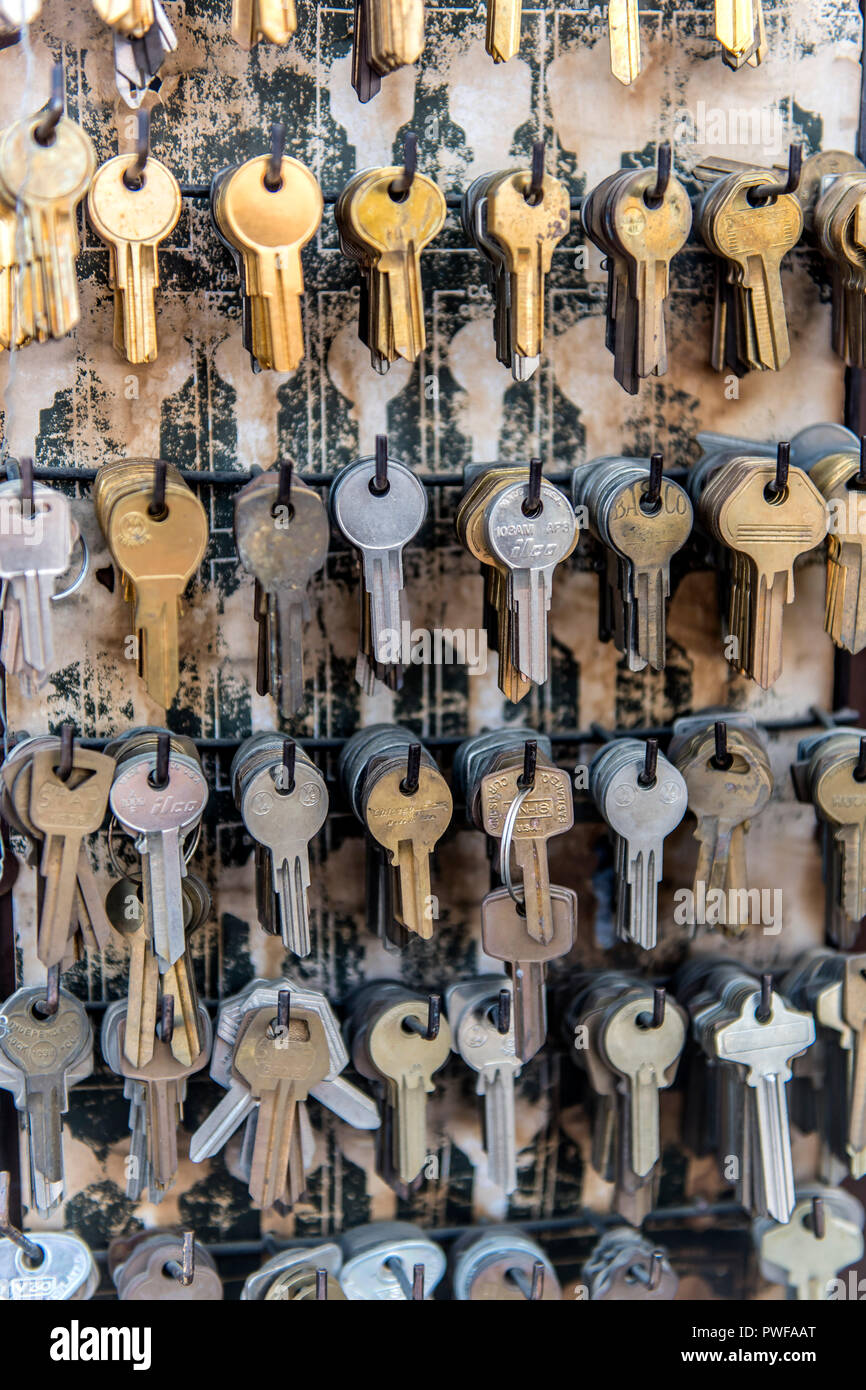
(151, 731, 170, 789)
(711, 720, 733, 771)
(756, 972, 773, 1023)
(280, 739, 296, 795)
(276, 988, 290, 1034)
(496, 987, 511, 1035)
(523, 458, 542, 517)
(810, 1195, 826, 1240)
(370, 434, 389, 495)
(642, 453, 663, 512)
(747, 143, 802, 205)
(276, 460, 293, 515)
(316, 1268, 329, 1299)
(638, 986, 666, 1030)
(389, 131, 417, 200)
(645, 141, 672, 208)
(859, 436, 866, 486)
(403, 993, 441, 1041)
(34, 62, 64, 147)
(264, 122, 286, 191)
(766, 441, 790, 499)
(412, 1263, 425, 1300)
(122, 108, 150, 191)
(384, 1257, 425, 1300)
(159, 993, 175, 1044)
(629, 1251, 664, 1291)
(638, 738, 658, 788)
(18, 456, 34, 517)
(526, 140, 545, 205)
(508, 1260, 545, 1299)
(855, 737, 866, 784)
(0, 1172, 44, 1266)
(164, 1231, 195, 1286)
(519, 739, 537, 790)
(36, 964, 60, 1020)
(149, 460, 167, 518)
(57, 723, 74, 783)
(401, 743, 421, 796)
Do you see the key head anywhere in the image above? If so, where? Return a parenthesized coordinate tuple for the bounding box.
(339, 1222, 446, 1301)
(117, 1009, 210, 1083)
(599, 752, 687, 842)
(717, 459, 829, 573)
(240, 762, 328, 851)
(604, 475, 693, 566)
(600, 995, 686, 1084)
(110, 754, 208, 835)
(0, 1229, 98, 1301)
(0, 490, 74, 579)
(480, 763, 574, 840)
(233, 1005, 332, 1099)
(106, 485, 208, 587)
(0, 112, 95, 209)
(87, 153, 181, 245)
(453, 985, 520, 1078)
(714, 990, 815, 1083)
(28, 746, 114, 839)
(452, 1227, 561, 1300)
(366, 998, 452, 1090)
(760, 1200, 863, 1293)
(219, 154, 322, 263)
(484, 479, 577, 574)
(481, 884, 576, 965)
(363, 763, 452, 854)
(331, 456, 427, 552)
(485, 170, 571, 275)
(813, 753, 866, 829)
(347, 168, 446, 256)
(711, 175, 803, 266)
(0, 986, 92, 1085)
(118, 1235, 223, 1300)
(677, 730, 772, 822)
(235, 474, 329, 591)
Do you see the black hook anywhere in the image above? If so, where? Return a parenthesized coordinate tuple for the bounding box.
(645, 141, 672, 208)
(638, 985, 666, 1030)
(389, 131, 417, 200)
(526, 139, 545, 205)
(370, 434, 389, 495)
(401, 743, 421, 796)
(711, 720, 733, 771)
(316, 1268, 329, 1299)
(638, 738, 658, 788)
(159, 993, 175, 1044)
(149, 460, 167, 518)
(642, 452, 663, 512)
(276, 988, 290, 1034)
(57, 723, 74, 783)
(276, 460, 293, 515)
(34, 62, 64, 147)
(280, 739, 296, 795)
(412, 1263, 425, 1300)
(0, 1172, 44, 1265)
(523, 457, 543, 517)
(519, 739, 537, 790)
(164, 1231, 195, 1286)
(122, 108, 150, 191)
(264, 122, 286, 191)
(403, 993, 441, 1041)
(645, 1251, 663, 1292)
(37, 964, 60, 1020)
(855, 737, 866, 784)
(496, 987, 511, 1035)
(765, 440, 790, 499)
(747, 143, 802, 206)
(508, 1260, 545, 1299)
(756, 972, 773, 1023)
(18, 456, 34, 516)
(152, 732, 170, 789)
(811, 1196, 826, 1240)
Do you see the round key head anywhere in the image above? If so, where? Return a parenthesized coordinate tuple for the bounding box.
(330, 456, 427, 552)
(265, 1267, 347, 1300)
(0, 986, 92, 1080)
(218, 154, 323, 260)
(340, 1221, 446, 1300)
(453, 985, 520, 1078)
(367, 996, 452, 1086)
(600, 994, 686, 1084)
(604, 474, 693, 566)
(240, 761, 328, 853)
(110, 754, 208, 835)
(87, 153, 181, 245)
(347, 168, 446, 256)
(0, 112, 96, 209)
(484, 479, 577, 573)
(234, 474, 329, 590)
(599, 749, 687, 842)
(119, 1239, 223, 1301)
(362, 762, 452, 854)
(0, 1230, 98, 1301)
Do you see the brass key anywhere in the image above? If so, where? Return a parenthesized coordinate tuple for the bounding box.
(485, 166, 570, 367)
(362, 752, 452, 940)
(362, 990, 451, 1187)
(480, 756, 574, 945)
(92, 0, 154, 37)
(367, 0, 424, 73)
(485, 0, 522, 63)
(87, 149, 181, 364)
(608, 0, 640, 85)
(231, 0, 297, 48)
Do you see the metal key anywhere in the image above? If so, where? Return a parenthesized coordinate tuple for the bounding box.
(481, 885, 577, 1062)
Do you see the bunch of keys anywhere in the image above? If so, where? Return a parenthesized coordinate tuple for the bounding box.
(336, 138, 446, 371)
(792, 728, 866, 947)
(211, 131, 323, 373)
(461, 150, 570, 380)
(351, 0, 425, 103)
(347, 983, 451, 1194)
(232, 733, 328, 956)
(694, 156, 804, 375)
(102, 995, 212, 1203)
(190, 979, 380, 1211)
(807, 443, 866, 653)
(564, 974, 686, 1222)
(457, 463, 578, 699)
(1, 730, 117, 968)
(590, 737, 687, 951)
(572, 454, 692, 671)
(754, 1188, 864, 1302)
(0, 70, 95, 346)
(581, 1227, 678, 1301)
(107, 727, 208, 979)
(0, 469, 86, 695)
(230, 0, 297, 48)
(86, 112, 181, 364)
(446, 978, 520, 1194)
(692, 447, 828, 688)
(109, 1230, 223, 1299)
(340, 1222, 446, 1300)
(678, 960, 815, 1223)
(582, 150, 692, 395)
(783, 949, 866, 1181)
(0, 988, 93, 1216)
(329, 441, 427, 693)
(234, 462, 329, 715)
(110, 0, 177, 109)
(668, 713, 773, 937)
(812, 160, 866, 367)
(450, 1226, 561, 1300)
(242, 1242, 346, 1300)
(340, 724, 452, 943)
(0, 1172, 99, 1299)
(714, 0, 766, 70)
(94, 458, 209, 709)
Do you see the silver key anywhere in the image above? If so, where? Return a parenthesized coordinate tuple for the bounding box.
(113, 0, 177, 108)
(0, 485, 75, 676)
(448, 978, 521, 1194)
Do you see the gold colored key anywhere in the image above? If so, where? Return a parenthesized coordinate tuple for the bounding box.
(485, 168, 570, 365)
(87, 152, 181, 364)
(366, 994, 451, 1186)
(486, 0, 522, 63)
(231, 0, 297, 48)
(367, 0, 424, 73)
(362, 755, 452, 940)
(608, 0, 640, 85)
(480, 758, 574, 945)
(92, 0, 154, 37)
(215, 154, 323, 372)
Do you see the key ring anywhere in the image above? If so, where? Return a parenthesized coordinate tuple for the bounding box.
(51, 531, 89, 603)
(107, 814, 202, 882)
(498, 781, 534, 909)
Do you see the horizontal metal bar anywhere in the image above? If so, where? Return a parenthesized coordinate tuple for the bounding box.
(180, 184, 585, 213)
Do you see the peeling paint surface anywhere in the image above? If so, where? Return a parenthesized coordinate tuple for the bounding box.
(0, 0, 859, 1297)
